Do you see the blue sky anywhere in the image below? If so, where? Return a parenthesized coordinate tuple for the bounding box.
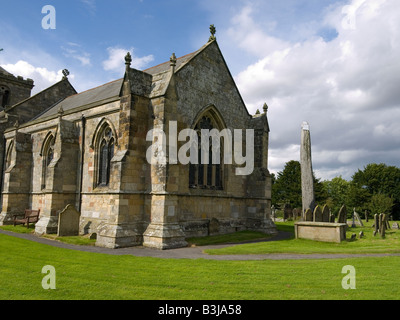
(1, 0, 400, 181)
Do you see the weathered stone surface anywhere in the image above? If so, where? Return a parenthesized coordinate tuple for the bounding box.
(295, 222, 347, 243)
(337, 205, 347, 224)
(300, 122, 316, 214)
(313, 205, 323, 222)
(304, 208, 313, 222)
(322, 205, 330, 223)
(57, 204, 80, 237)
(1, 39, 277, 250)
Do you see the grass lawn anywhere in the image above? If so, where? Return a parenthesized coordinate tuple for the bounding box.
(205, 221, 400, 255)
(1, 221, 400, 300)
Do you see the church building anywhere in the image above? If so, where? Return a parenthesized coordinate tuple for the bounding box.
(0, 32, 276, 249)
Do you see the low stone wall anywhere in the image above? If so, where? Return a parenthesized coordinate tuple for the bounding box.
(294, 221, 347, 243)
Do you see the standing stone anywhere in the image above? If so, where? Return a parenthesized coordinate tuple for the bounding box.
(322, 205, 330, 222)
(365, 210, 369, 223)
(300, 122, 316, 215)
(304, 208, 313, 222)
(313, 205, 323, 222)
(337, 205, 347, 224)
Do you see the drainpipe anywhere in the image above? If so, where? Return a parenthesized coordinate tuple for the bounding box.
(78, 115, 86, 212)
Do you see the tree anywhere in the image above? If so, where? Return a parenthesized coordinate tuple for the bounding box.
(351, 163, 400, 219)
(322, 176, 350, 215)
(272, 160, 302, 208)
(272, 160, 327, 209)
(368, 193, 394, 215)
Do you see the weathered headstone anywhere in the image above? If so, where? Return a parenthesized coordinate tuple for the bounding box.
(392, 222, 400, 230)
(365, 210, 369, 223)
(300, 122, 316, 214)
(209, 218, 220, 235)
(293, 208, 301, 220)
(304, 208, 313, 222)
(313, 205, 323, 222)
(57, 204, 80, 237)
(353, 209, 364, 227)
(337, 205, 347, 224)
(284, 204, 293, 220)
(322, 205, 330, 223)
(329, 214, 336, 223)
(359, 231, 364, 239)
(380, 214, 387, 238)
(374, 214, 379, 236)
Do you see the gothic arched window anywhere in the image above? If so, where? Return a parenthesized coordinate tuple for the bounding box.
(189, 111, 224, 190)
(41, 134, 55, 190)
(96, 126, 115, 187)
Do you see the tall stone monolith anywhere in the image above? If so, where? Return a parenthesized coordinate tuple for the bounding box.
(300, 121, 316, 218)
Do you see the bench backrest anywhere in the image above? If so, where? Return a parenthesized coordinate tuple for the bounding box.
(25, 209, 40, 219)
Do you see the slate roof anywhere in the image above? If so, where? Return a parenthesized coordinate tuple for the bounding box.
(33, 78, 123, 120)
(32, 42, 210, 122)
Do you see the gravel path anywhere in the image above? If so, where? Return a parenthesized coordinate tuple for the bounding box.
(2, 229, 400, 261)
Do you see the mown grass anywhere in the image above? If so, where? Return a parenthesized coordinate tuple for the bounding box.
(2, 221, 400, 300)
(1, 232, 400, 300)
(204, 221, 400, 255)
(187, 230, 272, 246)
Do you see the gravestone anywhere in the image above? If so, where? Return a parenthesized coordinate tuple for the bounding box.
(374, 214, 379, 236)
(380, 214, 387, 238)
(329, 214, 336, 223)
(57, 204, 80, 237)
(337, 205, 347, 224)
(284, 204, 293, 220)
(392, 222, 400, 230)
(208, 218, 220, 235)
(293, 208, 301, 220)
(322, 205, 330, 223)
(313, 205, 323, 222)
(352, 209, 364, 227)
(304, 208, 313, 222)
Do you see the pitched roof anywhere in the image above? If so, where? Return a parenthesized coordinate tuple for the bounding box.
(30, 41, 214, 122)
(0, 66, 13, 77)
(33, 78, 123, 120)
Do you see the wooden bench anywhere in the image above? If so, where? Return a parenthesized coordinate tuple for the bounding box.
(13, 209, 41, 228)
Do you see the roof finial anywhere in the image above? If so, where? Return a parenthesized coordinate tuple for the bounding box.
(209, 24, 216, 42)
(169, 52, 177, 73)
(62, 69, 70, 80)
(263, 103, 268, 114)
(170, 53, 176, 67)
(125, 52, 132, 70)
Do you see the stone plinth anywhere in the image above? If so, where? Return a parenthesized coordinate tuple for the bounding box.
(295, 221, 347, 243)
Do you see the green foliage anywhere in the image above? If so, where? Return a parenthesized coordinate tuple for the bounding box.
(351, 163, 400, 218)
(368, 193, 394, 215)
(272, 160, 327, 210)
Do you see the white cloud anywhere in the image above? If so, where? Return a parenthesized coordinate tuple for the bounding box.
(0, 60, 72, 93)
(229, 0, 400, 180)
(61, 44, 91, 66)
(102, 47, 154, 73)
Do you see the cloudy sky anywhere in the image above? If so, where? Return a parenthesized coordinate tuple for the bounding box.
(1, 0, 399, 181)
